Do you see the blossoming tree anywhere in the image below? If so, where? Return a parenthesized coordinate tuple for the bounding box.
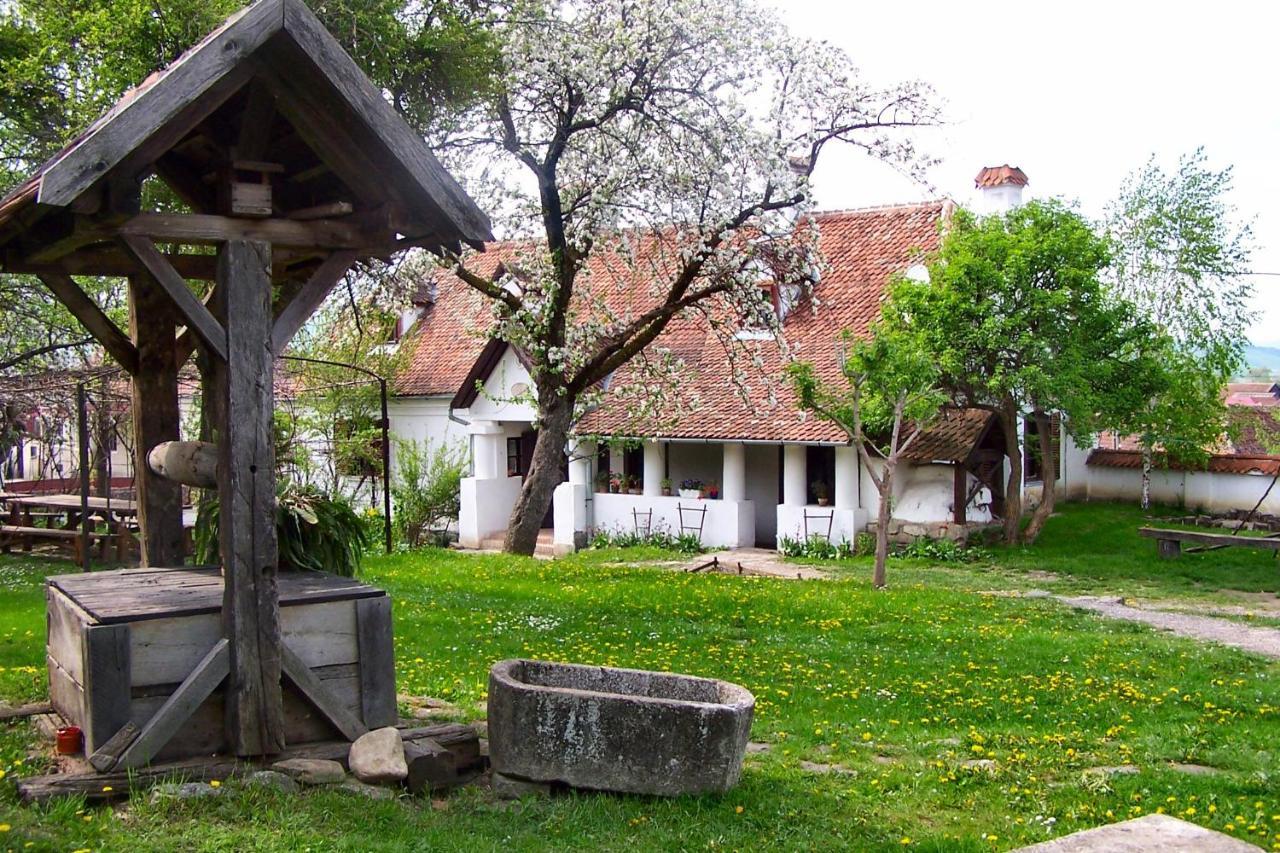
(439, 0, 939, 554)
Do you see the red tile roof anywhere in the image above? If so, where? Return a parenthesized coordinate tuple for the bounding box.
(1086, 448, 1280, 476)
(397, 202, 948, 443)
(899, 407, 995, 463)
(974, 165, 1029, 189)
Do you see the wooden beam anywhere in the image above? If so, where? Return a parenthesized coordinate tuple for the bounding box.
(270, 250, 356, 354)
(119, 211, 379, 250)
(117, 639, 230, 769)
(121, 235, 228, 362)
(215, 239, 285, 757)
(83, 624, 131, 753)
(277, 0, 491, 241)
(281, 642, 368, 742)
(35, 0, 285, 207)
(9, 248, 219, 280)
(287, 201, 353, 220)
(36, 273, 139, 374)
(129, 275, 186, 566)
(355, 596, 396, 728)
(235, 81, 278, 162)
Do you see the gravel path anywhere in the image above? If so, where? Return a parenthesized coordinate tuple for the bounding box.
(1049, 594, 1280, 659)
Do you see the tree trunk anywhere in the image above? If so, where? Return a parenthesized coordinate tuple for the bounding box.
(873, 460, 894, 589)
(1023, 411, 1057, 544)
(999, 397, 1023, 545)
(503, 396, 572, 555)
(1141, 447, 1152, 511)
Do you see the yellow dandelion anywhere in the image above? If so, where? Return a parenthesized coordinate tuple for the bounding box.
(735, 805, 744, 814)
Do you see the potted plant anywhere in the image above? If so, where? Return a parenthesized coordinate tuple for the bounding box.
(660, 477, 672, 496)
(706, 480, 720, 499)
(609, 473, 622, 493)
(812, 480, 830, 506)
(596, 470, 611, 493)
(627, 474, 643, 495)
(678, 478, 703, 499)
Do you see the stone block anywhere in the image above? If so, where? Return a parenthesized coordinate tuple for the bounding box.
(349, 726, 408, 785)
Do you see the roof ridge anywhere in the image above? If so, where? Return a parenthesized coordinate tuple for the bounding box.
(809, 198, 952, 219)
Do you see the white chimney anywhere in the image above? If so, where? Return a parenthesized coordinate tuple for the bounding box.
(974, 165, 1029, 214)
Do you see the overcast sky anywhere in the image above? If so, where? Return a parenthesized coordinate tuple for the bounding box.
(765, 0, 1280, 348)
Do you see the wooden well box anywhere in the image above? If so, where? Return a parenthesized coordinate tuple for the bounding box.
(46, 567, 396, 762)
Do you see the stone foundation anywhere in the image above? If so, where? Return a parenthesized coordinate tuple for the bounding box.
(865, 518, 997, 545)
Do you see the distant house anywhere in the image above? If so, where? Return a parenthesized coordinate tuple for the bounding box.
(1225, 381, 1280, 408)
(390, 168, 1069, 553)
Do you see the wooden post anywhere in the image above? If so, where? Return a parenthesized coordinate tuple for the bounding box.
(128, 276, 184, 566)
(953, 463, 967, 525)
(213, 239, 285, 756)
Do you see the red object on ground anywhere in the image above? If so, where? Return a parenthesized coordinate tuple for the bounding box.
(55, 726, 82, 755)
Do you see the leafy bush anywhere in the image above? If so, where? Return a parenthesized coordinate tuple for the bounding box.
(896, 536, 990, 563)
(590, 524, 704, 554)
(778, 535, 854, 560)
(194, 481, 372, 577)
(392, 439, 466, 548)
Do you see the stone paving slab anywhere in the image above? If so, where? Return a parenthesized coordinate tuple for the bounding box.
(1014, 814, 1262, 852)
(684, 548, 827, 580)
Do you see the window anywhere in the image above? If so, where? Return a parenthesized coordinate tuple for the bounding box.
(623, 445, 643, 480)
(1023, 415, 1061, 482)
(507, 437, 522, 477)
(806, 446, 835, 504)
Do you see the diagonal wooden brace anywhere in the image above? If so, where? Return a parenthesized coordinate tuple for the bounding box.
(116, 639, 230, 769)
(280, 642, 368, 742)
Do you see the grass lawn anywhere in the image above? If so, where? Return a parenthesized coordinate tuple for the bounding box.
(2, 503, 1280, 851)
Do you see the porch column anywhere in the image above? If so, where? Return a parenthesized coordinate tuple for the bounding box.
(834, 446, 857, 509)
(783, 444, 807, 507)
(569, 438, 594, 486)
(471, 420, 505, 479)
(643, 440, 664, 496)
(722, 442, 746, 502)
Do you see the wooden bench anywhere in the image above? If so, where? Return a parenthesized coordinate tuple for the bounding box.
(1139, 527, 1280, 559)
(0, 525, 131, 562)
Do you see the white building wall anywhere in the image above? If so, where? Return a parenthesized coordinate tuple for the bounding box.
(593, 492, 754, 549)
(387, 396, 468, 461)
(1085, 465, 1280, 516)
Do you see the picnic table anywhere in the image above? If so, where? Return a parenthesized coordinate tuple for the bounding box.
(1, 493, 138, 561)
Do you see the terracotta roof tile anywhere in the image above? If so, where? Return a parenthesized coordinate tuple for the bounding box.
(899, 408, 994, 462)
(398, 201, 947, 444)
(974, 165, 1029, 188)
(1086, 448, 1280, 476)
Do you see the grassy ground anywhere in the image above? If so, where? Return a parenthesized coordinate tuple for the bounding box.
(1, 503, 1279, 851)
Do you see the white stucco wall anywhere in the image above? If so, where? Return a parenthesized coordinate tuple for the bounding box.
(1085, 465, 1280, 516)
(469, 348, 537, 423)
(593, 492, 754, 549)
(458, 474, 523, 547)
(776, 505, 864, 548)
(387, 396, 468, 463)
(893, 464, 993, 524)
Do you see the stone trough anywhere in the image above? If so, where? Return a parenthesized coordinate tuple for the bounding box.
(488, 659, 754, 797)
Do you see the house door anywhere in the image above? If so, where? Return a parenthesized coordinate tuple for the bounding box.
(518, 429, 566, 528)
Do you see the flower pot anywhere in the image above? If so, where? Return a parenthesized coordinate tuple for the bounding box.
(56, 725, 83, 755)
(678, 489, 701, 499)
(817, 498, 829, 507)
(661, 488, 671, 496)
(609, 485, 619, 493)
(629, 488, 642, 495)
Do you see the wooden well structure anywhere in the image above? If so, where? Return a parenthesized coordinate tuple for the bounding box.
(0, 0, 489, 766)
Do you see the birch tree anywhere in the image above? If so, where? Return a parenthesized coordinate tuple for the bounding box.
(788, 325, 944, 588)
(1106, 149, 1255, 508)
(438, 0, 939, 554)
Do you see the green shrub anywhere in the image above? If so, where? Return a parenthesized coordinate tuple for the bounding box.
(778, 534, 854, 560)
(590, 525, 705, 554)
(392, 439, 467, 548)
(896, 536, 989, 563)
(194, 481, 372, 577)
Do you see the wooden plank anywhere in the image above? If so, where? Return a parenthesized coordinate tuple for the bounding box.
(269, 250, 357, 354)
(83, 623, 132, 753)
(0, 701, 53, 721)
(276, 0, 491, 243)
(355, 595, 396, 728)
(1138, 527, 1280, 549)
(280, 641, 366, 742)
(129, 275, 185, 567)
(234, 81, 277, 163)
(88, 721, 140, 772)
(117, 638, 229, 769)
(287, 201, 353, 221)
(216, 239, 285, 757)
(35, 273, 139, 374)
(48, 567, 383, 623)
(47, 656, 86, 732)
(119, 212, 377, 250)
(121, 235, 228, 362)
(46, 587, 89, 687)
(35, 0, 285, 207)
(404, 738, 457, 795)
(6, 248, 219, 279)
(130, 612, 222, 686)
